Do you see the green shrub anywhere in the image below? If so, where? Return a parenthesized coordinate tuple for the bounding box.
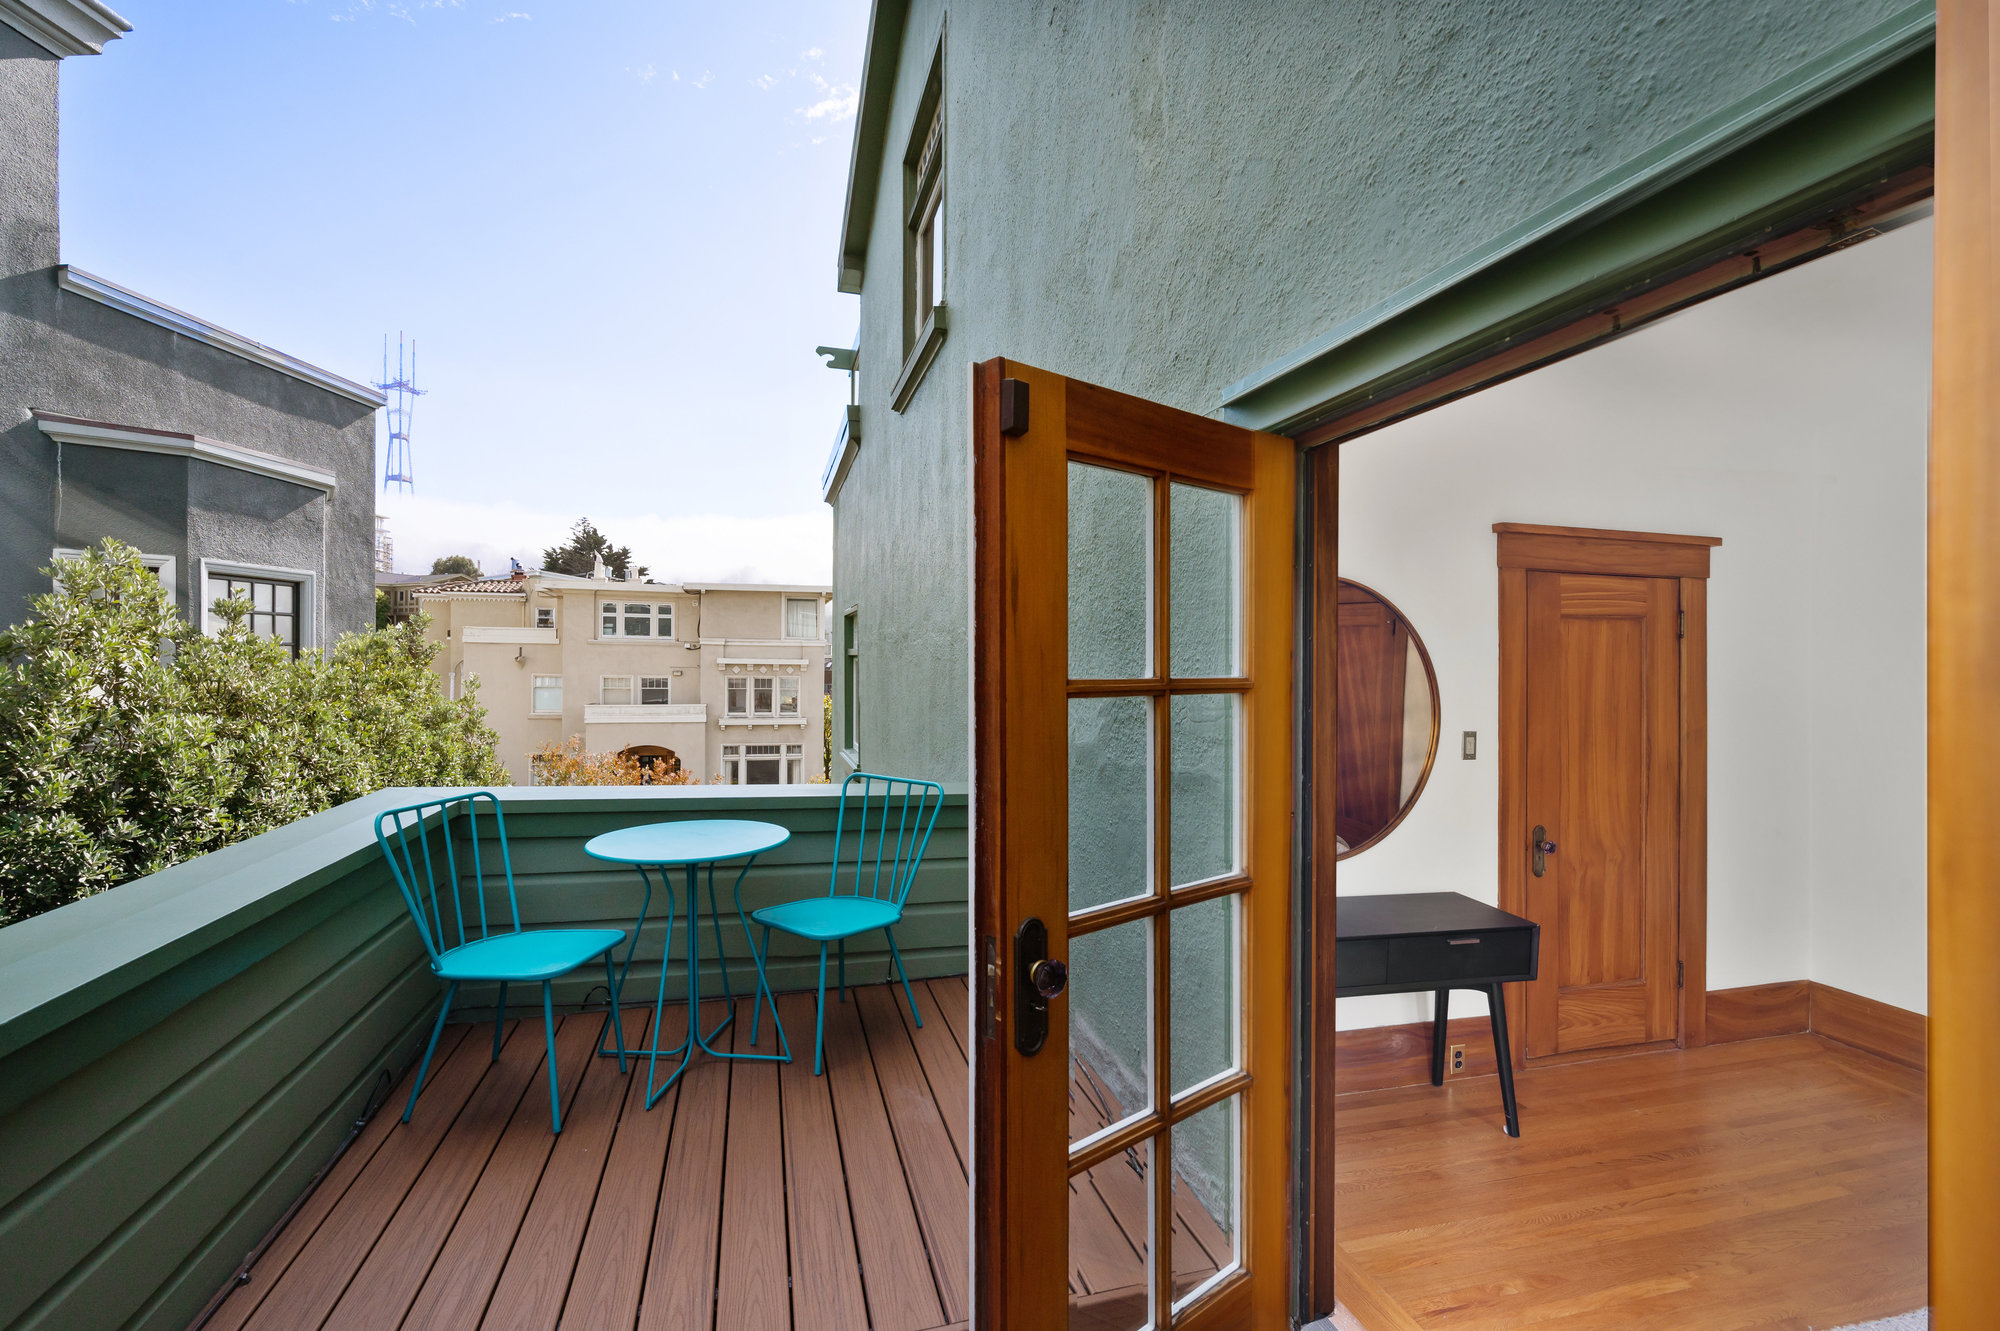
(0, 540, 508, 925)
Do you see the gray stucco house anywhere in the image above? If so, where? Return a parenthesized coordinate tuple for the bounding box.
(0, 1, 383, 650)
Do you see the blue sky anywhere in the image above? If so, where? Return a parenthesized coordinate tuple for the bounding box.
(59, 0, 868, 581)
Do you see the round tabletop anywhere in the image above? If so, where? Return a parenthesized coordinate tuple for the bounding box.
(583, 819, 791, 867)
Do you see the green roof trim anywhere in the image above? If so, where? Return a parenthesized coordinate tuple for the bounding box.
(836, 0, 912, 294)
(1220, 1, 1938, 435)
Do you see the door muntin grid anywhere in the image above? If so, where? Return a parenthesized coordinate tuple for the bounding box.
(1065, 460, 1249, 1325)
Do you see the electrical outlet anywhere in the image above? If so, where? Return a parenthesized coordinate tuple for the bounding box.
(1449, 1044, 1466, 1075)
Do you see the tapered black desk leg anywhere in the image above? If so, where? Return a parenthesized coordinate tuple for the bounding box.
(1429, 989, 1449, 1086)
(1487, 983, 1520, 1137)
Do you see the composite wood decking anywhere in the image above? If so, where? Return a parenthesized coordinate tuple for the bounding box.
(205, 979, 973, 1331)
(1333, 1032, 1928, 1331)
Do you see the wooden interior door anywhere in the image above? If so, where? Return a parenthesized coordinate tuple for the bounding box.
(1522, 569, 1681, 1056)
(972, 358, 1295, 1331)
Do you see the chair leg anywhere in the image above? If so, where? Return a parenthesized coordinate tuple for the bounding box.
(750, 925, 772, 1047)
(542, 982, 563, 1134)
(814, 944, 830, 1076)
(492, 981, 507, 1063)
(404, 982, 457, 1124)
(603, 952, 628, 1072)
(885, 927, 923, 1028)
(838, 939, 847, 1002)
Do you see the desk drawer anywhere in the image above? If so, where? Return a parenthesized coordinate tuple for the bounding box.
(1387, 930, 1534, 985)
(1334, 938, 1388, 989)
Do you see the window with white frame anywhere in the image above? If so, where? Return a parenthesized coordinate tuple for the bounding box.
(532, 675, 563, 714)
(721, 745, 740, 783)
(536, 606, 555, 629)
(601, 601, 671, 638)
(726, 672, 802, 719)
(784, 597, 821, 640)
(217, 574, 301, 655)
(786, 743, 804, 784)
(779, 676, 799, 715)
(640, 676, 671, 705)
(600, 675, 633, 705)
(727, 677, 747, 715)
(742, 743, 783, 785)
(753, 677, 774, 716)
(51, 548, 177, 605)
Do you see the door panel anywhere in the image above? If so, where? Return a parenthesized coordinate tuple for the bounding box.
(972, 358, 1293, 1331)
(1524, 571, 1681, 1057)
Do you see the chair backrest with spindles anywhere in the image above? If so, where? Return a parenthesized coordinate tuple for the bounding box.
(828, 773, 945, 912)
(374, 790, 520, 967)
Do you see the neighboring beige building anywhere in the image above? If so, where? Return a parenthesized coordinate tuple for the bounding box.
(417, 569, 832, 785)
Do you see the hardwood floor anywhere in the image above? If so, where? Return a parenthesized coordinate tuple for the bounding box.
(1333, 1034, 1926, 1331)
(205, 979, 971, 1331)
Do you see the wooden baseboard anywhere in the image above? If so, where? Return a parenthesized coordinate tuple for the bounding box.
(1809, 981, 1927, 1070)
(1334, 1015, 1497, 1094)
(1703, 979, 1924, 1069)
(1705, 980, 1811, 1044)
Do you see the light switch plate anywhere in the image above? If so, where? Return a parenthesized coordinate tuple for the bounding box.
(1462, 731, 1477, 759)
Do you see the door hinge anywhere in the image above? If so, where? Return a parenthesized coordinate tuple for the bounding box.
(1677, 960, 1685, 989)
(1678, 610, 1686, 638)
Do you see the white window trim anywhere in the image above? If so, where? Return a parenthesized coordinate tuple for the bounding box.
(52, 547, 177, 606)
(596, 599, 676, 641)
(782, 596, 826, 642)
(600, 674, 635, 705)
(198, 558, 317, 649)
(638, 675, 673, 705)
(535, 606, 556, 629)
(530, 675, 564, 717)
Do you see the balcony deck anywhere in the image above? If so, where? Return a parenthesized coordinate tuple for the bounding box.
(204, 980, 973, 1331)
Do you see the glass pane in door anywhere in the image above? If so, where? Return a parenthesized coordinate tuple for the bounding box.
(1168, 482, 1240, 678)
(1069, 462, 1152, 679)
(1168, 893, 1237, 1096)
(1168, 693, 1238, 887)
(1069, 919, 1152, 1145)
(1169, 1096, 1240, 1306)
(1069, 1137, 1151, 1330)
(1070, 695, 1152, 912)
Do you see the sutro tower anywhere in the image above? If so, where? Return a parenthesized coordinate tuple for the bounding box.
(375, 334, 425, 493)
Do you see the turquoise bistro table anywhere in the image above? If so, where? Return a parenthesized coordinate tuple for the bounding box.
(583, 819, 791, 1108)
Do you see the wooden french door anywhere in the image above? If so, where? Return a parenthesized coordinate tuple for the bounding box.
(972, 359, 1295, 1331)
(1498, 524, 1716, 1062)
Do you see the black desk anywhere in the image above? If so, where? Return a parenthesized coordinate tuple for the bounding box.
(1334, 892, 1540, 1136)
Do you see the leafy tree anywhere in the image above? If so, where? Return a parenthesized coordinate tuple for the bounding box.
(541, 518, 648, 581)
(430, 554, 482, 579)
(375, 587, 391, 629)
(0, 541, 508, 926)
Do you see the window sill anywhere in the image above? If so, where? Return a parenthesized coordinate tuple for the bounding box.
(890, 303, 949, 413)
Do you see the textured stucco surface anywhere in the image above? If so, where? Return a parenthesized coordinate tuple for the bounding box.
(0, 26, 377, 638)
(831, 0, 1918, 787)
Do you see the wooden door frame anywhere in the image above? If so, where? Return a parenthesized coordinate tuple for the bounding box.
(1494, 524, 1719, 1067)
(1295, 167, 1941, 1322)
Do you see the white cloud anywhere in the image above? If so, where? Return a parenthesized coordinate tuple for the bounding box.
(692, 70, 713, 89)
(799, 85, 857, 122)
(377, 494, 831, 585)
(492, 10, 530, 22)
(629, 62, 657, 82)
(802, 46, 824, 60)
(797, 71, 858, 123)
(754, 73, 776, 91)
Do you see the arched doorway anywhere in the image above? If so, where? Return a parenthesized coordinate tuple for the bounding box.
(618, 745, 681, 780)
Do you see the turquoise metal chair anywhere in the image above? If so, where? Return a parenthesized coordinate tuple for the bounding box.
(749, 773, 945, 1074)
(376, 791, 627, 1134)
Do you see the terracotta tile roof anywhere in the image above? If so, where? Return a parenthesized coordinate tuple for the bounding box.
(413, 577, 526, 596)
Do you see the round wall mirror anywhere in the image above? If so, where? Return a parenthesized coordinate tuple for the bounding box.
(1335, 578, 1441, 858)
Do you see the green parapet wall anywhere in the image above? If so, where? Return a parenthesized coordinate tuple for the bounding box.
(0, 784, 968, 1331)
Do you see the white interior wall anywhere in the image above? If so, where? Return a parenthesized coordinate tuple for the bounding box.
(1334, 216, 1932, 1030)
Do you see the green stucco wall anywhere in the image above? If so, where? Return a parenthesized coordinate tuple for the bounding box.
(830, 0, 1930, 786)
